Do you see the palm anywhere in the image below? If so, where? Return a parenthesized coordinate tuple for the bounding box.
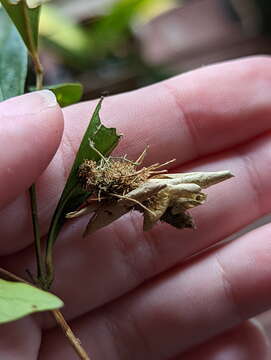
(1, 57, 271, 359)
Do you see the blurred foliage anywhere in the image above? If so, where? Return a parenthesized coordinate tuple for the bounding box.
(40, 0, 177, 63)
(37, 0, 176, 99)
(18, 0, 271, 100)
(0, 7, 27, 100)
(1, 0, 41, 54)
(40, 5, 90, 66)
(86, 0, 177, 58)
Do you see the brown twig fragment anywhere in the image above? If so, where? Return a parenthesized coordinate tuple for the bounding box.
(52, 310, 91, 360)
(0, 267, 28, 284)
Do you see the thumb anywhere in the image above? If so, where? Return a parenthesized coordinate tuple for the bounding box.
(0, 90, 64, 209)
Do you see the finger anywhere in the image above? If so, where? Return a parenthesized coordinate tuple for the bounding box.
(0, 90, 63, 207)
(0, 91, 63, 253)
(65, 56, 271, 165)
(0, 317, 41, 359)
(176, 320, 270, 360)
(5, 130, 271, 321)
(257, 310, 271, 341)
(39, 222, 271, 360)
(2, 56, 271, 254)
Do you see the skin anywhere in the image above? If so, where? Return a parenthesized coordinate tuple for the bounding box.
(0, 56, 271, 359)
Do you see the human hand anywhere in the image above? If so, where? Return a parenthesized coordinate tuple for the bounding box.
(1, 56, 271, 359)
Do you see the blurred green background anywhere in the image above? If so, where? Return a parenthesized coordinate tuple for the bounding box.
(36, 0, 271, 100)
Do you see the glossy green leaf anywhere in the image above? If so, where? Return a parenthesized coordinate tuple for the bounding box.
(0, 0, 41, 55)
(0, 8, 27, 101)
(0, 279, 63, 324)
(47, 83, 83, 107)
(45, 98, 121, 283)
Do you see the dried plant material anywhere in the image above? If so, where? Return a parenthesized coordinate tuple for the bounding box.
(66, 148, 233, 236)
(155, 171, 233, 188)
(77, 143, 174, 200)
(82, 181, 167, 236)
(142, 170, 231, 231)
(161, 209, 195, 229)
(142, 182, 206, 231)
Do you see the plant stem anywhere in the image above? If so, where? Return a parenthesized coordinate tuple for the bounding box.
(29, 184, 45, 283)
(0, 267, 91, 360)
(27, 8, 45, 284)
(52, 310, 91, 360)
(27, 36, 91, 360)
(22, 0, 45, 284)
(33, 50, 43, 90)
(0, 267, 28, 284)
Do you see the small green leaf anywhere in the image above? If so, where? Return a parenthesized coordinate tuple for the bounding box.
(0, 0, 41, 55)
(29, 83, 83, 107)
(0, 279, 63, 324)
(0, 8, 27, 100)
(45, 99, 121, 283)
(46, 83, 83, 107)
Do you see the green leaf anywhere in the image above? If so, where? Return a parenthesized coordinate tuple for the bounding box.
(0, 8, 27, 100)
(45, 98, 121, 283)
(0, 0, 41, 55)
(46, 83, 83, 107)
(0, 279, 63, 324)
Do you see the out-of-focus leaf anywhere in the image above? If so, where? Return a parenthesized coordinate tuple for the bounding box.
(0, 0, 41, 54)
(0, 279, 63, 324)
(90, 0, 155, 56)
(47, 83, 83, 107)
(45, 98, 121, 283)
(91, 0, 142, 53)
(39, 5, 90, 66)
(0, 8, 27, 101)
(134, 0, 179, 24)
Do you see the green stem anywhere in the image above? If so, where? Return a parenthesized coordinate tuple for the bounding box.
(32, 49, 43, 90)
(29, 184, 45, 282)
(28, 50, 44, 285)
(23, 0, 46, 285)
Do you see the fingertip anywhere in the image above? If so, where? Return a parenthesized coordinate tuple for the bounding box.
(0, 91, 64, 208)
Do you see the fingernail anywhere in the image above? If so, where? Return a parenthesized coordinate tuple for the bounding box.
(0, 90, 57, 116)
(35, 89, 57, 108)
